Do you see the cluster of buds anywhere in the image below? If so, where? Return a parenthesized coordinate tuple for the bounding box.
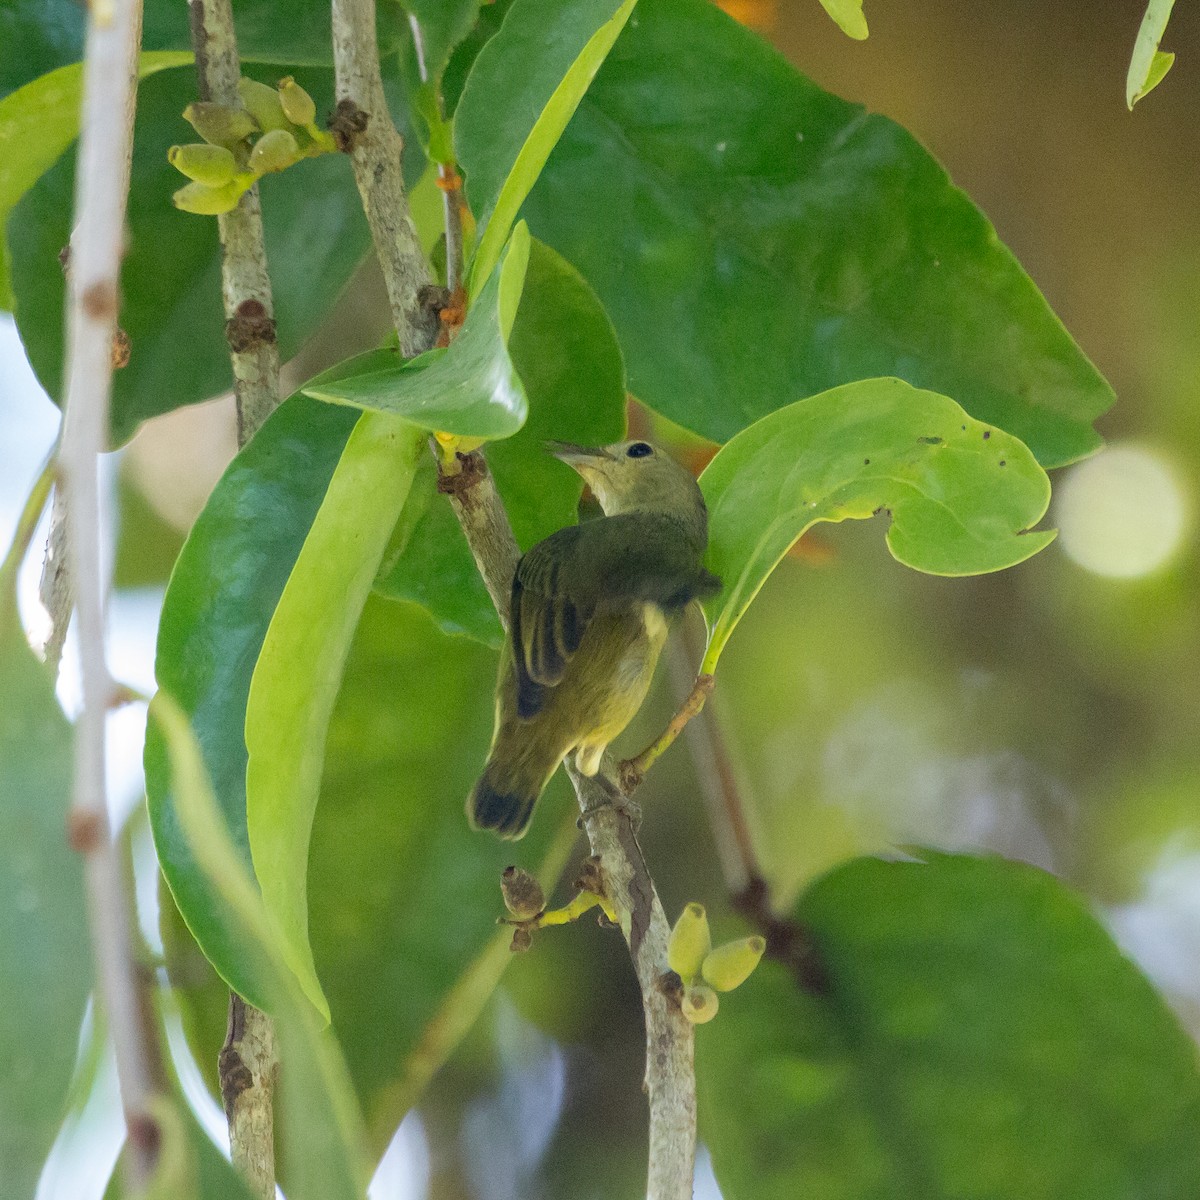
(169, 77, 336, 215)
(499, 859, 617, 951)
(667, 902, 764, 1024)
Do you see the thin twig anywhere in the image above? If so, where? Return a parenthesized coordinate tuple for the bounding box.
(187, 0, 281, 444)
(57, 0, 161, 1186)
(184, 0, 283, 1189)
(330, 5, 697, 1194)
(407, 13, 464, 292)
(620, 668, 714, 793)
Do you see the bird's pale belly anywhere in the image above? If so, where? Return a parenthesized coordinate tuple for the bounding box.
(572, 603, 668, 776)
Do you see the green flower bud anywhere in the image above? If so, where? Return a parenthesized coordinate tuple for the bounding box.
(500, 865, 545, 920)
(238, 77, 291, 133)
(182, 101, 257, 148)
(681, 983, 719, 1024)
(249, 128, 301, 175)
(278, 76, 316, 127)
(168, 143, 237, 186)
(667, 902, 711, 981)
(701, 935, 766, 992)
(172, 179, 244, 215)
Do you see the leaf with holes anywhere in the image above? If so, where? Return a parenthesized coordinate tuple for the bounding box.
(698, 378, 1054, 672)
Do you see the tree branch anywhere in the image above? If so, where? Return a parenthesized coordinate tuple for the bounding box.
(330, 5, 697, 1194)
(186, 0, 281, 445)
(57, 0, 162, 1185)
(184, 0, 283, 1190)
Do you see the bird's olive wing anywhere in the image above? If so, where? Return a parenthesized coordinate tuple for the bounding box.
(509, 516, 716, 720)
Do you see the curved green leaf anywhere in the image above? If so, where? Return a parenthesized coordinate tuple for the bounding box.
(521, 0, 1112, 468)
(1126, 0, 1177, 109)
(146, 395, 358, 1011)
(819, 0, 868, 40)
(698, 379, 1054, 672)
(373, 236, 627, 643)
(304, 222, 531, 437)
(0, 465, 90, 1200)
(0, 51, 191, 307)
(455, 0, 636, 295)
(149, 693, 370, 1200)
(9, 67, 380, 442)
(700, 852, 1200, 1200)
(245, 414, 425, 1017)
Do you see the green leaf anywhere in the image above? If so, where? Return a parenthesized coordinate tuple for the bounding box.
(0, 51, 191, 307)
(699, 379, 1054, 672)
(700, 852, 1200, 1200)
(1127, 0, 1177, 109)
(398, 0, 485, 92)
(818, 0, 868, 40)
(455, 0, 637, 295)
(0, 0, 85, 99)
(308, 596, 579, 1141)
(303, 222, 531, 437)
(373, 236, 627, 644)
(8, 66, 377, 443)
(146, 394, 358, 1011)
(521, 0, 1112, 469)
(149, 692, 371, 1200)
(245, 414, 426, 1018)
(0, 467, 90, 1200)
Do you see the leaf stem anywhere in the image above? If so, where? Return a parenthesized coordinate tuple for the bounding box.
(57, 0, 162, 1186)
(407, 13, 465, 293)
(185, 0, 284, 1187)
(620, 668, 714, 793)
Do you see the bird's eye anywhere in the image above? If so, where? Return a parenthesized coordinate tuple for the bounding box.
(626, 442, 653, 459)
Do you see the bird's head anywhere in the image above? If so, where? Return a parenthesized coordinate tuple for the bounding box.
(547, 439, 707, 527)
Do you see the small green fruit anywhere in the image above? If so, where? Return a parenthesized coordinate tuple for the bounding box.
(701, 935, 766, 992)
(681, 983, 719, 1024)
(278, 76, 316, 127)
(182, 101, 257, 148)
(667, 902, 711, 981)
(172, 179, 244, 215)
(238, 77, 291, 133)
(168, 143, 237, 186)
(500, 866, 545, 920)
(249, 128, 300, 175)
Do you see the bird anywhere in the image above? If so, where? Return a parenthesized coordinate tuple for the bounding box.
(468, 438, 721, 839)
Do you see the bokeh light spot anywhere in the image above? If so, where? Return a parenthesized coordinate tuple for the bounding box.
(1056, 445, 1188, 578)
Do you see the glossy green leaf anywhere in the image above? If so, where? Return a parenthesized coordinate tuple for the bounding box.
(304, 222, 531, 437)
(149, 693, 370, 1200)
(308, 596, 579, 1141)
(455, 0, 636, 294)
(818, 0, 868, 40)
(397, 0, 485, 93)
(700, 852, 1200, 1200)
(0, 0, 85, 98)
(0, 464, 90, 1200)
(698, 379, 1054, 672)
(146, 395, 358, 1011)
(1126, 0, 1177, 108)
(0, 51, 191, 307)
(245, 414, 426, 1018)
(374, 236, 627, 644)
(8, 67, 377, 443)
(521, 0, 1111, 468)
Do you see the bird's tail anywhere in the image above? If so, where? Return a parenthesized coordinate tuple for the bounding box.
(467, 736, 560, 840)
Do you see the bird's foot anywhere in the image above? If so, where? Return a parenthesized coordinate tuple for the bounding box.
(577, 772, 643, 831)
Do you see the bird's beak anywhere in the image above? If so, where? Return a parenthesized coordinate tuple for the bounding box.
(545, 440, 614, 468)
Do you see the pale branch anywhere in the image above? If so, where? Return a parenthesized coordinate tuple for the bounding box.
(331, 0, 440, 355)
(407, 13, 465, 293)
(328, 2, 697, 1192)
(57, 0, 162, 1186)
(185, 0, 282, 1189)
(218, 996, 278, 1200)
(38, 488, 71, 676)
(186, 0, 281, 444)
